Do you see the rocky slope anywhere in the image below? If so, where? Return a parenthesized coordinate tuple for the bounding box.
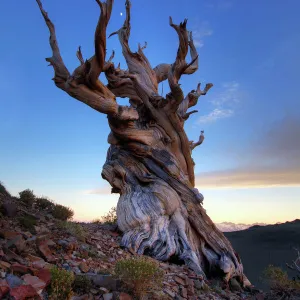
(0, 184, 265, 300)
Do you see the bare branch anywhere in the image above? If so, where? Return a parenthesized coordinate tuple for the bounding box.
(88, 0, 114, 87)
(76, 46, 85, 65)
(183, 110, 198, 120)
(154, 30, 199, 83)
(190, 131, 205, 150)
(36, 0, 70, 87)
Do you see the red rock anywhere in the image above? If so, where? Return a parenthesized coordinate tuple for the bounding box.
(11, 264, 29, 275)
(22, 274, 46, 293)
(10, 285, 40, 300)
(119, 292, 132, 300)
(35, 269, 51, 286)
(0, 279, 9, 298)
(0, 250, 4, 257)
(37, 241, 55, 262)
(79, 262, 89, 273)
(174, 275, 186, 286)
(181, 287, 188, 298)
(0, 261, 11, 270)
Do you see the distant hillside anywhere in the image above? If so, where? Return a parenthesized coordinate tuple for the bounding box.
(225, 219, 300, 291)
(216, 222, 267, 232)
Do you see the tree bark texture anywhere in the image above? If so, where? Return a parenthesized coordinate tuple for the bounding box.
(36, 0, 251, 287)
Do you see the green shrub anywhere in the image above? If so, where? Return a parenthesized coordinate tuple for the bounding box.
(49, 266, 74, 300)
(64, 222, 86, 242)
(0, 182, 11, 198)
(19, 189, 35, 207)
(73, 275, 92, 294)
(18, 215, 37, 231)
(114, 256, 164, 298)
(101, 207, 117, 225)
(35, 196, 55, 211)
(52, 204, 74, 221)
(263, 265, 300, 297)
(91, 218, 102, 224)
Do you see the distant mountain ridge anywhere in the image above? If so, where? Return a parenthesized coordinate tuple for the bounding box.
(216, 221, 268, 232)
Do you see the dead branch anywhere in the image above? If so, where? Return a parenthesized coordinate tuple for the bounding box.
(190, 131, 205, 150)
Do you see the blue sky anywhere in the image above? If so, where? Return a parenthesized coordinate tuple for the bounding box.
(1, 0, 300, 223)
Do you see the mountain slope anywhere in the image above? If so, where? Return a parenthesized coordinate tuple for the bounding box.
(225, 219, 300, 291)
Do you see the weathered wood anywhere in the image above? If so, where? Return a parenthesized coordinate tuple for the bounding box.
(36, 0, 251, 288)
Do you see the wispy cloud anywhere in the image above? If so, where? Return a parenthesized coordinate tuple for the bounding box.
(83, 185, 112, 195)
(197, 108, 233, 123)
(192, 22, 213, 48)
(197, 81, 240, 123)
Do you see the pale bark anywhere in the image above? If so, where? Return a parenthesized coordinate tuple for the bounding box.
(36, 0, 251, 288)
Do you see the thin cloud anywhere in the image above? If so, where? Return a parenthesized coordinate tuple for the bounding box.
(197, 108, 233, 123)
(197, 81, 240, 124)
(192, 22, 213, 48)
(83, 185, 112, 195)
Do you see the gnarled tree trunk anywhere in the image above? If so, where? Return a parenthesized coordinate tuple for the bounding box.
(36, 0, 251, 287)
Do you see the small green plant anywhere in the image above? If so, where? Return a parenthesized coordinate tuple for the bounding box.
(101, 206, 117, 225)
(114, 256, 164, 299)
(19, 189, 36, 207)
(52, 204, 74, 221)
(35, 196, 55, 211)
(73, 275, 92, 294)
(65, 222, 86, 241)
(262, 265, 300, 298)
(49, 266, 74, 300)
(18, 215, 37, 231)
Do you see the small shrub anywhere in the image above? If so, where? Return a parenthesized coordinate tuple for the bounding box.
(73, 275, 92, 294)
(101, 207, 117, 225)
(19, 189, 35, 207)
(52, 204, 74, 221)
(114, 256, 164, 299)
(19, 215, 37, 231)
(65, 222, 86, 241)
(49, 266, 74, 300)
(263, 265, 300, 298)
(35, 196, 55, 211)
(92, 218, 102, 224)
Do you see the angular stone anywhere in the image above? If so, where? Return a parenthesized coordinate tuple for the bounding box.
(79, 262, 89, 273)
(180, 286, 188, 298)
(0, 261, 11, 270)
(5, 235, 26, 253)
(174, 275, 186, 286)
(11, 264, 29, 275)
(88, 274, 119, 291)
(103, 293, 113, 300)
(119, 292, 132, 300)
(6, 274, 24, 289)
(0, 279, 9, 298)
(35, 269, 51, 286)
(10, 285, 40, 300)
(37, 241, 55, 262)
(22, 274, 46, 293)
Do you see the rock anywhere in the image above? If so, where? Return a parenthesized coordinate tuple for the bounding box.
(119, 292, 132, 300)
(22, 274, 46, 293)
(180, 286, 188, 298)
(88, 274, 119, 291)
(37, 241, 55, 262)
(2, 201, 17, 217)
(0, 261, 11, 270)
(11, 264, 29, 275)
(10, 284, 40, 300)
(164, 288, 176, 298)
(5, 235, 26, 253)
(62, 263, 72, 271)
(103, 293, 113, 300)
(79, 262, 89, 273)
(35, 269, 51, 286)
(174, 275, 186, 286)
(6, 274, 24, 289)
(0, 279, 9, 298)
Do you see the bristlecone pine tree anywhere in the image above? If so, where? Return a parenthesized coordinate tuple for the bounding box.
(36, 0, 251, 287)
